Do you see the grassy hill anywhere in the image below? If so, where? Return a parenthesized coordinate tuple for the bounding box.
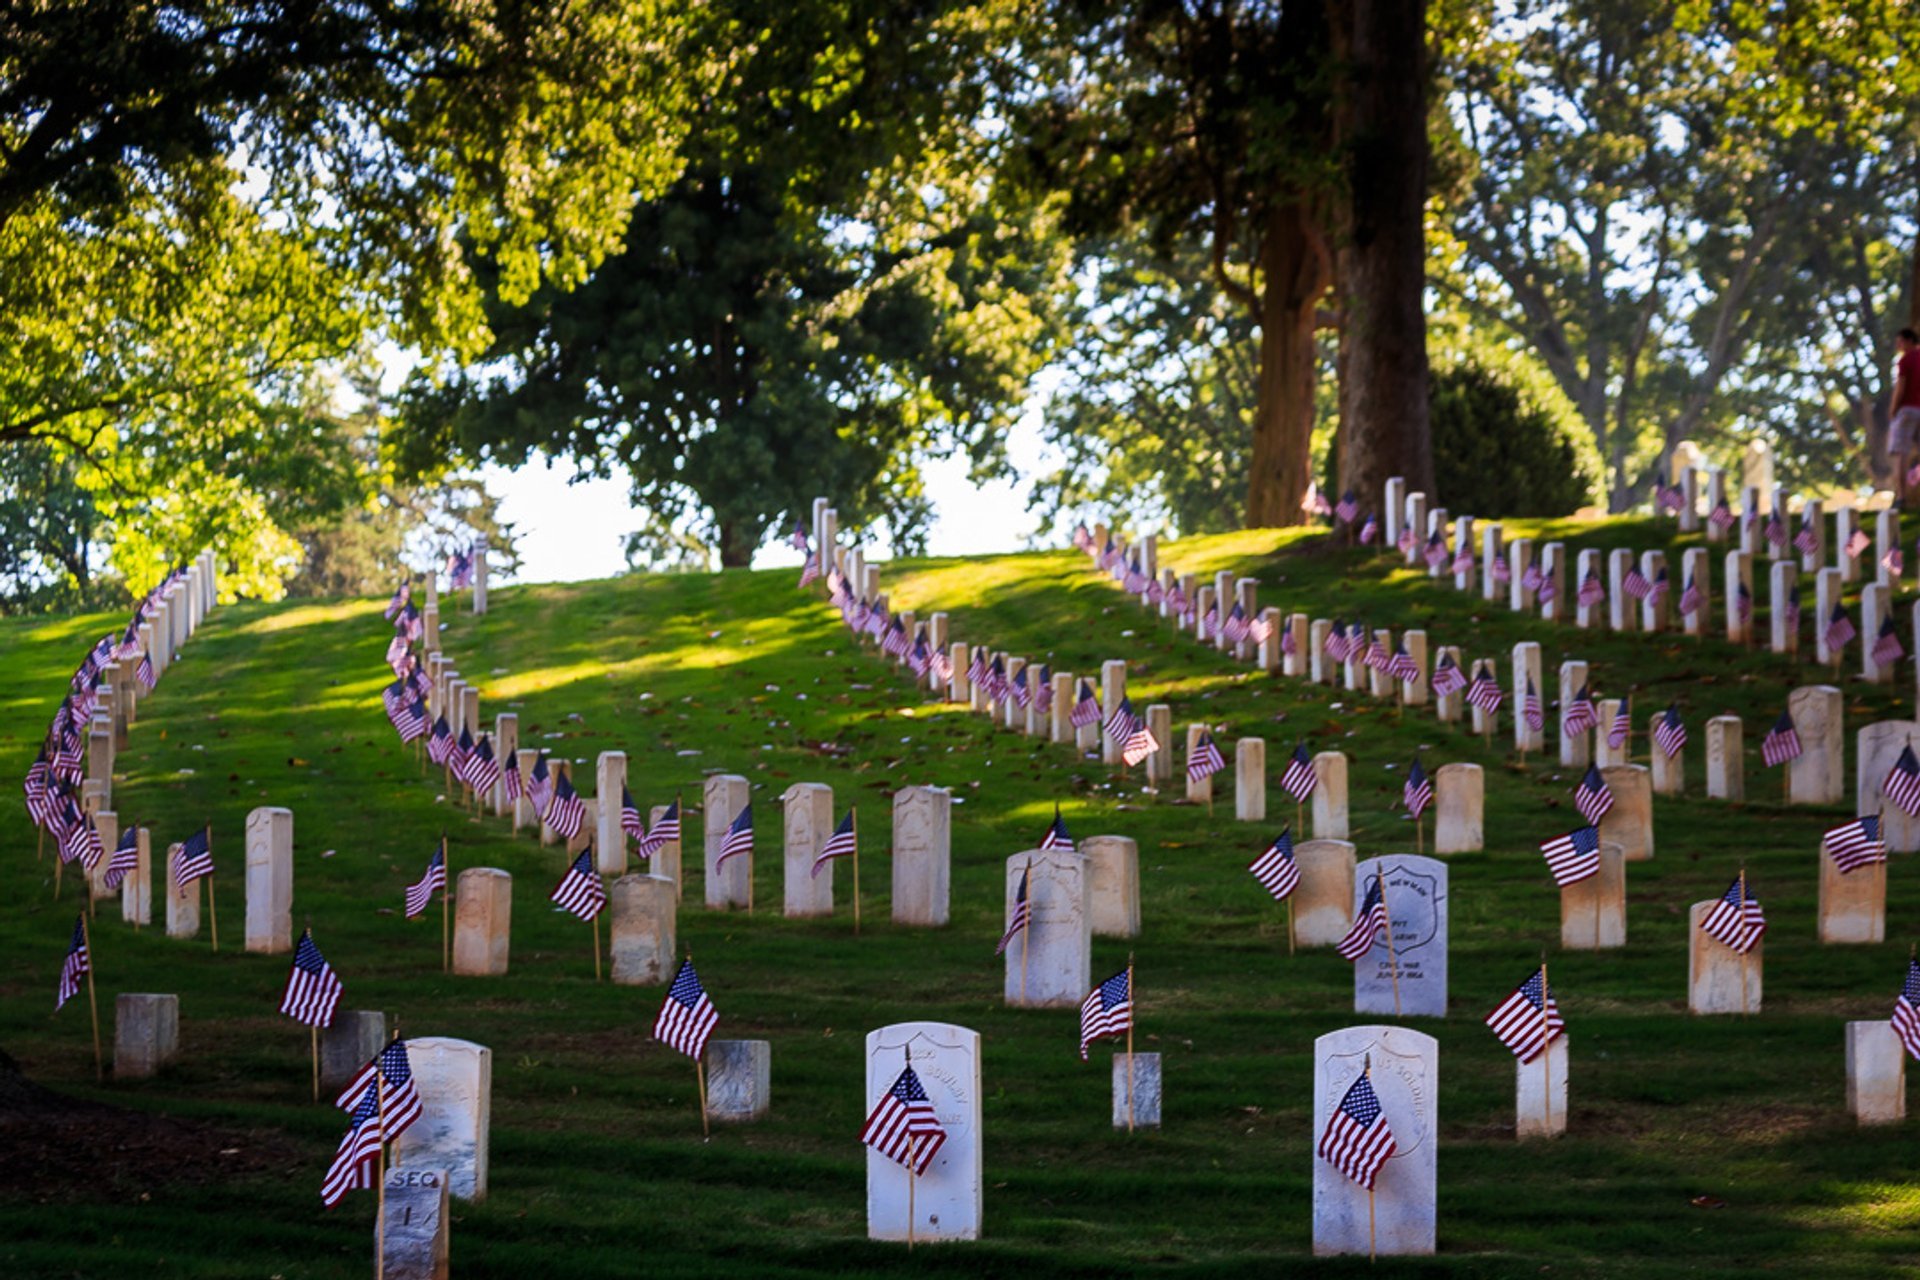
(2, 517, 1918, 1278)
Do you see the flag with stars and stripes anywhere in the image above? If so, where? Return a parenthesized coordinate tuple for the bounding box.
(22, 749, 53, 828)
(103, 826, 139, 891)
(1388, 643, 1419, 685)
(1623, 566, 1653, 600)
(1423, 532, 1448, 568)
(1431, 653, 1467, 698)
(1039, 806, 1075, 853)
(1363, 634, 1392, 672)
(1679, 574, 1704, 616)
(861, 1062, 948, 1175)
(1764, 512, 1787, 548)
(637, 799, 681, 860)
(458, 735, 500, 796)
(446, 727, 473, 777)
(1573, 764, 1614, 824)
(279, 928, 343, 1028)
(1120, 708, 1159, 767)
(333, 1039, 423, 1141)
(652, 959, 719, 1059)
(1701, 875, 1766, 954)
(1221, 602, 1250, 646)
(1402, 757, 1433, 820)
(1577, 571, 1606, 608)
(1761, 709, 1802, 767)
(1250, 828, 1300, 901)
(320, 1083, 384, 1208)
(544, 771, 586, 839)
(1882, 745, 1920, 817)
(54, 914, 88, 1011)
(1892, 961, 1920, 1061)
(1187, 732, 1225, 784)
(1337, 876, 1390, 961)
(996, 863, 1030, 956)
(1708, 499, 1735, 532)
(1561, 686, 1597, 737)
(404, 843, 446, 919)
(173, 826, 214, 883)
(1540, 824, 1601, 885)
(1873, 617, 1905, 667)
(716, 803, 754, 867)
(1522, 558, 1546, 591)
(1484, 967, 1566, 1063)
(1492, 554, 1512, 583)
(1335, 490, 1360, 524)
(812, 810, 857, 878)
(798, 550, 821, 588)
(1845, 527, 1871, 559)
(426, 716, 454, 766)
(1068, 681, 1101, 729)
(1466, 663, 1504, 713)
(621, 786, 645, 840)
(1078, 968, 1134, 1060)
(383, 579, 410, 621)
(550, 849, 607, 921)
(1324, 621, 1352, 663)
(1653, 704, 1687, 759)
(1825, 604, 1858, 653)
(1318, 1071, 1397, 1190)
(1522, 678, 1545, 732)
(1885, 544, 1906, 578)
(59, 803, 102, 870)
(1359, 511, 1379, 544)
(1452, 543, 1475, 575)
(1823, 815, 1886, 873)
(501, 753, 523, 805)
(1607, 703, 1631, 750)
(1281, 742, 1319, 802)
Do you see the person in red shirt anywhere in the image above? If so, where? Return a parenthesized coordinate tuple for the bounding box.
(1890, 328, 1920, 505)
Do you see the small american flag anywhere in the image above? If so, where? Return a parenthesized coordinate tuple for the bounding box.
(1577, 571, 1606, 608)
(1484, 967, 1565, 1063)
(1540, 824, 1601, 886)
(320, 1083, 384, 1208)
(1072, 523, 1093, 551)
(1823, 815, 1885, 873)
(1388, 643, 1419, 685)
(55, 914, 88, 1011)
(60, 804, 102, 870)
(1573, 764, 1614, 823)
(528, 753, 554, 815)
(1679, 574, 1704, 616)
(1187, 732, 1225, 784)
(1522, 678, 1544, 732)
(966, 647, 988, 690)
(1885, 544, 1905, 577)
(279, 928, 343, 1028)
(812, 809, 857, 878)
(1281, 741, 1319, 802)
(1221, 602, 1249, 646)
(550, 849, 607, 921)
(1824, 603, 1858, 653)
(426, 716, 454, 766)
(1336, 876, 1390, 961)
(861, 1061, 948, 1175)
(798, 551, 821, 588)
(333, 1039, 422, 1139)
(1396, 523, 1416, 555)
(1431, 652, 1467, 698)
(1561, 686, 1597, 737)
(545, 772, 586, 840)
(1124, 556, 1148, 595)
(446, 548, 473, 589)
(637, 799, 682, 859)
(882, 618, 910, 659)
(1793, 520, 1819, 557)
(1701, 874, 1766, 954)
(1873, 617, 1905, 666)
(1622, 566, 1653, 600)
(1845, 527, 1871, 559)
(1521, 558, 1544, 592)
(103, 826, 138, 891)
(1078, 968, 1133, 1060)
(621, 786, 645, 841)
(458, 735, 500, 795)
(1323, 621, 1351, 663)
(501, 754, 523, 804)
(1198, 605, 1218, 640)
(1761, 710, 1802, 767)
(1452, 544, 1475, 575)
(1121, 712, 1159, 768)
(653, 958, 719, 1059)
(1249, 826, 1301, 900)
(1334, 489, 1360, 523)
(1883, 745, 1920, 817)
(1010, 665, 1033, 709)
(1423, 532, 1447, 568)
(1068, 681, 1101, 729)
(1653, 704, 1687, 759)
(1492, 555, 1512, 583)
(448, 727, 473, 776)
(173, 826, 214, 884)
(1606, 703, 1631, 750)
(1466, 663, 1504, 714)
(1736, 582, 1754, 623)
(995, 863, 1030, 956)
(22, 750, 53, 827)
(1402, 757, 1432, 820)
(790, 519, 811, 550)
(1708, 499, 1735, 532)
(1656, 481, 1684, 513)
(1764, 513, 1787, 547)
(1892, 960, 1920, 1061)
(1358, 512, 1379, 544)
(137, 652, 159, 689)
(717, 803, 754, 866)
(1318, 1071, 1397, 1190)
(1783, 586, 1801, 636)
(404, 843, 445, 919)
(908, 636, 932, 678)
(1364, 635, 1392, 672)
(384, 579, 410, 621)
(1039, 806, 1075, 853)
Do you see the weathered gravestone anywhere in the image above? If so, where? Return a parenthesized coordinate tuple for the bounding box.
(1599, 765, 1654, 862)
(381, 1167, 451, 1280)
(1293, 840, 1356, 947)
(165, 843, 199, 940)
(1818, 831, 1885, 944)
(113, 993, 179, 1080)
(1432, 764, 1483, 854)
(596, 752, 628, 877)
(450, 868, 511, 977)
(1311, 1025, 1437, 1257)
(1845, 1021, 1906, 1125)
(703, 774, 752, 910)
(243, 806, 294, 955)
(892, 786, 951, 926)
(781, 782, 835, 918)
(1559, 660, 1590, 767)
(1705, 716, 1743, 801)
(1352, 857, 1448, 1018)
(1788, 685, 1845, 805)
(1312, 751, 1350, 841)
(1560, 842, 1626, 950)
(1649, 714, 1684, 796)
(1113, 1052, 1161, 1129)
(1003, 851, 1090, 1008)
(705, 1040, 771, 1122)
(1856, 720, 1920, 853)
(120, 825, 152, 926)
(866, 1022, 982, 1242)
(1688, 901, 1762, 1014)
(392, 1037, 491, 1200)
(319, 1011, 387, 1093)
(609, 874, 677, 985)
(1082, 835, 1140, 938)
(1516, 1035, 1569, 1140)
(1236, 737, 1267, 822)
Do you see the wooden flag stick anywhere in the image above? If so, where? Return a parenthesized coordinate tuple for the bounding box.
(82, 915, 101, 1081)
(905, 1127, 917, 1250)
(311, 1024, 320, 1102)
(207, 851, 220, 954)
(1416, 813, 1423, 856)
(1738, 865, 1752, 1016)
(53, 855, 62, 902)
(852, 805, 861, 936)
(696, 1056, 711, 1139)
(1286, 895, 1296, 957)
(1125, 958, 1136, 1135)
(441, 836, 451, 974)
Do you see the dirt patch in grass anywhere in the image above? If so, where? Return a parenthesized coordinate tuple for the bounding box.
(0, 1050, 300, 1201)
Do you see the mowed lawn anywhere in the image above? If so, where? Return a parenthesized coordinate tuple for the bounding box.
(2, 517, 1919, 1278)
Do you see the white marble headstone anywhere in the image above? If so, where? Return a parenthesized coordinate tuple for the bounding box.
(1352, 856, 1448, 1018)
(866, 1022, 982, 1242)
(1311, 1025, 1437, 1257)
(1003, 851, 1091, 1008)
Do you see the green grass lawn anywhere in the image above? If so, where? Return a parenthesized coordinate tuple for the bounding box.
(3, 516, 1920, 1278)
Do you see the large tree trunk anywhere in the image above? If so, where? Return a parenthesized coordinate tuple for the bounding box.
(716, 519, 757, 569)
(1331, 0, 1433, 512)
(1245, 202, 1331, 527)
